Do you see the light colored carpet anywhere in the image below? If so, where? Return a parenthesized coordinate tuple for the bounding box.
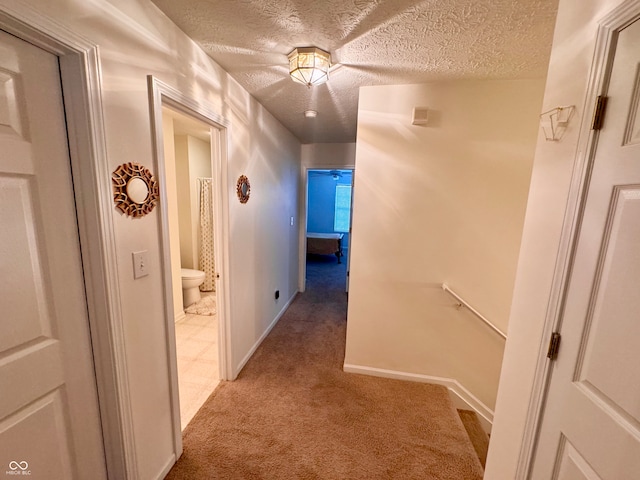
(166, 256, 483, 479)
(458, 409, 490, 468)
(185, 295, 216, 316)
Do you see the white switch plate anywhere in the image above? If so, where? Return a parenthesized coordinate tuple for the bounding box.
(132, 251, 149, 279)
(412, 107, 429, 125)
(290, 216, 294, 226)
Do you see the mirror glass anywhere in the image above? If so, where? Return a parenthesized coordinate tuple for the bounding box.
(237, 175, 250, 203)
(127, 177, 149, 204)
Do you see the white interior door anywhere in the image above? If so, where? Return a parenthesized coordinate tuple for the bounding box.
(531, 17, 640, 480)
(0, 30, 107, 479)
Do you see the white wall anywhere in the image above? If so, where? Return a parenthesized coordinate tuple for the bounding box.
(301, 142, 356, 169)
(2, 1, 301, 478)
(485, 0, 628, 477)
(344, 80, 544, 411)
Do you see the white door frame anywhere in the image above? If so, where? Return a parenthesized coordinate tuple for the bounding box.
(516, 1, 640, 476)
(299, 165, 355, 292)
(0, 3, 138, 479)
(147, 76, 232, 457)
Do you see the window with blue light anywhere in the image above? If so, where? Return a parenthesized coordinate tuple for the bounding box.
(334, 185, 352, 233)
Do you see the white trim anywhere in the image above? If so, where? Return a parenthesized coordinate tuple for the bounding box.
(515, 2, 640, 477)
(233, 292, 298, 376)
(0, 4, 138, 479)
(155, 454, 176, 480)
(343, 363, 493, 434)
(174, 311, 187, 324)
(299, 166, 308, 292)
(147, 75, 232, 462)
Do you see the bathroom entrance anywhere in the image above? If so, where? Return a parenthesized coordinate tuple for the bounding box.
(148, 76, 232, 449)
(162, 106, 221, 429)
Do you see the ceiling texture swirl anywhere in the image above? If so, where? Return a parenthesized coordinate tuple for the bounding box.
(150, 0, 559, 144)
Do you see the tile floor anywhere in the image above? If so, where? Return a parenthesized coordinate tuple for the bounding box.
(175, 293, 219, 430)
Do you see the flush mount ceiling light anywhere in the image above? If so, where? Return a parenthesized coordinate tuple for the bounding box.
(288, 47, 331, 87)
(304, 110, 318, 118)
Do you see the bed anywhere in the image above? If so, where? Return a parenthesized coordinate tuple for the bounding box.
(306, 233, 344, 263)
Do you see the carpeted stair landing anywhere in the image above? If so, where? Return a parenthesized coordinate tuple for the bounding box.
(458, 409, 490, 468)
(166, 256, 484, 479)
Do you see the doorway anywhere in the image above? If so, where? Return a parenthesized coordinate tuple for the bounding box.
(304, 169, 354, 293)
(529, 10, 640, 478)
(161, 106, 221, 429)
(0, 28, 108, 479)
(148, 76, 231, 455)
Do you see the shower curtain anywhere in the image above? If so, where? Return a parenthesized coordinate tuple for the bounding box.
(198, 178, 215, 292)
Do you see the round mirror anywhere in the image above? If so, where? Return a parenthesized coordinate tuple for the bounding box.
(126, 177, 149, 204)
(236, 175, 250, 203)
(112, 162, 160, 218)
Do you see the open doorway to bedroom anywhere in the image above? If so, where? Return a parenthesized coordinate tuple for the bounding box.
(304, 169, 354, 294)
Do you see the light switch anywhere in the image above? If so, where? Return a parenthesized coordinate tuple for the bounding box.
(290, 216, 294, 226)
(132, 251, 149, 279)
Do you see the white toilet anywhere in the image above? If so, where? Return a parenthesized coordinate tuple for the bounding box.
(181, 268, 206, 308)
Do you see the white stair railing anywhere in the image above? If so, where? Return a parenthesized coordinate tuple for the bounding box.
(442, 283, 507, 340)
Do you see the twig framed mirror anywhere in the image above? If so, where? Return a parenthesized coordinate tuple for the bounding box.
(236, 175, 250, 203)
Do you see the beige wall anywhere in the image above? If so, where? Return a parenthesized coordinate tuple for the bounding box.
(344, 80, 544, 410)
(174, 134, 212, 271)
(162, 114, 185, 319)
(485, 0, 629, 477)
(4, 1, 301, 478)
(174, 135, 192, 269)
(187, 136, 212, 269)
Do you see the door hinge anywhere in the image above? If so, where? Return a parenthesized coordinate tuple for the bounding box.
(591, 95, 608, 130)
(547, 332, 561, 361)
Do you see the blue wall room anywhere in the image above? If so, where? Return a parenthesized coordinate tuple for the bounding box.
(307, 169, 353, 254)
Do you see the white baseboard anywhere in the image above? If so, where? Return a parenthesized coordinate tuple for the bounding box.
(233, 292, 298, 378)
(343, 363, 493, 434)
(155, 453, 176, 480)
(174, 311, 186, 323)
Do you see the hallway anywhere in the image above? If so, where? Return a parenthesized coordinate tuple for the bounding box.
(165, 255, 482, 479)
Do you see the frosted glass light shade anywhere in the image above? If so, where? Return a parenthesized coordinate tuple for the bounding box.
(288, 47, 330, 86)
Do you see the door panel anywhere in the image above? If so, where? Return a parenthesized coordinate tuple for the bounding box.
(0, 177, 52, 351)
(0, 392, 74, 478)
(578, 186, 640, 421)
(555, 439, 603, 480)
(531, 16, 640, 480)
(622, 63, 640, 146)
(0, 30, 107, 479)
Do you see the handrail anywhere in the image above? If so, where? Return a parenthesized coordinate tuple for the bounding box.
(442, 283, 507, 339)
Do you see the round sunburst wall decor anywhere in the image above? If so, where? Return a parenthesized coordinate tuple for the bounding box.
(112, 162, 159, 217)
(236, 175, 251, 204)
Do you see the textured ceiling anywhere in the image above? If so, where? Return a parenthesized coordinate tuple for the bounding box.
(150, 0, 559, 144)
